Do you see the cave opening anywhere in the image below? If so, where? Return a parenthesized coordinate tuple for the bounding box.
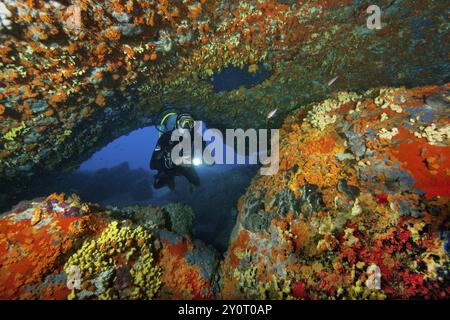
(12, 124, 258, 253)
(207, 63, 273, 92)
(78, 124, 259, 252)
(1, 62, 275, 253)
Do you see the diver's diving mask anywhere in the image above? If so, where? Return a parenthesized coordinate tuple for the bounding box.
(176, 114, 195, 130)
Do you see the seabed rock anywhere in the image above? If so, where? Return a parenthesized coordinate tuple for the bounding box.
(0, 193, 220, 300)
(221, 84, 450, 300)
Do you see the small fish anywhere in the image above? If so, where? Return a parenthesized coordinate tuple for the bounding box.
(328, 76, 339, 86)
(267, 108, 278, 119)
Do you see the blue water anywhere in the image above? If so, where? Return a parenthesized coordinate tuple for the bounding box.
(78, 126, 158, 172)
(78, 62, 272, 172)
(208, 64, 272, 92)
(74, 125, 259, 251)
(10, 63, 270, 251)
(78, 124, 252, 173)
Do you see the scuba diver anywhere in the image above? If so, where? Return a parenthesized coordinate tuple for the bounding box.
(150, 111, 201, 191)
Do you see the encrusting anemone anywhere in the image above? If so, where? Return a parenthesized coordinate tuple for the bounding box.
(64, 221, 161, 300)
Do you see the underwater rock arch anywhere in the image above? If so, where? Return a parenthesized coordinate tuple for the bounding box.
(0, 83, 448, 300)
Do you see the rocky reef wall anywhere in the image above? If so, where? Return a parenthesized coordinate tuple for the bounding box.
(0, 193, 220, 299)
(220, 83, 450, 299)
(0, 0, 449, 193)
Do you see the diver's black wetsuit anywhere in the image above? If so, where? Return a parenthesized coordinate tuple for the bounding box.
(150, 130, 200, 190)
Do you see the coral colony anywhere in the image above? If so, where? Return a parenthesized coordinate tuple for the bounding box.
(0, 0, 449, 302)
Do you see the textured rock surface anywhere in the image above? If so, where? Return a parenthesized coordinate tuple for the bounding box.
(0, 193, 220, 299)
(220, 84, 450, 299)
(0, 0, 449, 300)
(1, 84, 449, 300)
(0, 0, 449, 194)
(0, 193, 105, 299)
(163, 203, 196, 238)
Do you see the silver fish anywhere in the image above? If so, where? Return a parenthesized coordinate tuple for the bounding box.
(267, 108, 278, 119)
(328, 76, 339, 86)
